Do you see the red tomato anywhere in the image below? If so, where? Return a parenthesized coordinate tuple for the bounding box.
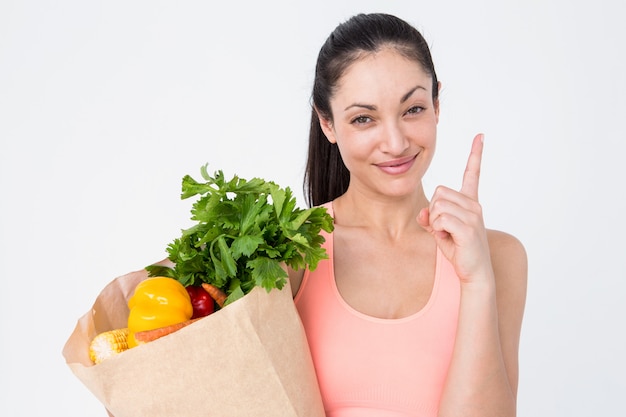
(185, 285, 215, 319)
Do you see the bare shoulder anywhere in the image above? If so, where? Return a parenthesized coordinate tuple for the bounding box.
(486, 229, 527, 280)
(486, 228, 528, 317)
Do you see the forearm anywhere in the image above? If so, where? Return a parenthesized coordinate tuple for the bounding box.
(438, 278, 516, 417)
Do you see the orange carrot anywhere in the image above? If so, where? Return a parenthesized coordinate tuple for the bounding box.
(134, 318, 201, 344)
(201, 282, 228, 308)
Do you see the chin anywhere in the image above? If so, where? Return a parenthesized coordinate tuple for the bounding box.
(377, 181, 420, 199)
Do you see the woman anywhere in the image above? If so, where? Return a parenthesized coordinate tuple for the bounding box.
(289, 13, 527, 417)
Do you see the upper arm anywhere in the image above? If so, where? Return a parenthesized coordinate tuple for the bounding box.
(288, 267, 306, 298)
(487, 229, 528, 397)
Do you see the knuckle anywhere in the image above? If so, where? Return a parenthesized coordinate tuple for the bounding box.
(431, 198, 445, 211)
(472, 201, 483, 216)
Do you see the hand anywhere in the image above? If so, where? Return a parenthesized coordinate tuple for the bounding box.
(417, 134, 493, 284)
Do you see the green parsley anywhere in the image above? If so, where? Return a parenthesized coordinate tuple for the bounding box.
(145, 164, 334, 306)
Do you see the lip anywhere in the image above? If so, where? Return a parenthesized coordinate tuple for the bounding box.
(376, 154, 418, 175)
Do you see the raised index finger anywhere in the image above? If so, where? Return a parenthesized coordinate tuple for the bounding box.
(460, 133, 484, 200)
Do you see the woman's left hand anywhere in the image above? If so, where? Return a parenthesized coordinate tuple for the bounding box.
(417, 133, 493, 284)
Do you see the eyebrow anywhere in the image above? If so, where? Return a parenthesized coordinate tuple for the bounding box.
(344, 85, 428, 111)
(401, 85, 427, 103)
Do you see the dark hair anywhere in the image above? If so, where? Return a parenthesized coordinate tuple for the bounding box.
(303, 13, 439, 207)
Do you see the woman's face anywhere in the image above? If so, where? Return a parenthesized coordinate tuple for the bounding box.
(320, 47, 439, 200)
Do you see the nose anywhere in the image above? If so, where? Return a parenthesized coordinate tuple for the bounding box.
(380, 121, 409, 155)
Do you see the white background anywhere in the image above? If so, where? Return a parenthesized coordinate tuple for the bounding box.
(1, 0, 625, 415)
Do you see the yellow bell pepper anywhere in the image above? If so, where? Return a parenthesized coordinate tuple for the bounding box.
(127, 276, 193, 348)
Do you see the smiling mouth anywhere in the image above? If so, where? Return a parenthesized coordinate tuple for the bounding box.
(377, 154, 418, 168)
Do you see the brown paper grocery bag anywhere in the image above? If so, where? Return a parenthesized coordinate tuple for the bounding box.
(62, 268, 325, 417)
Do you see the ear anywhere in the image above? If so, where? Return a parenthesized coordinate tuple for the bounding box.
(434, 81, 442, 123)
(316, 108, 337, 144)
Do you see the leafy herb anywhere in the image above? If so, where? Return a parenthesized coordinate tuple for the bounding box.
(145, 164, 334, 306)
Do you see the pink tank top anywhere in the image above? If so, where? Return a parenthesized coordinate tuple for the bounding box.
(294, 203, 460, 417)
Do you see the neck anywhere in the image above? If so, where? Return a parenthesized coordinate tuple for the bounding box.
(333, 186, 430, 240)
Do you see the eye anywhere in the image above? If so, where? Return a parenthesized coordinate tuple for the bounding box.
(406, 106, 425, 115)
(350, 115, 372, 125)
